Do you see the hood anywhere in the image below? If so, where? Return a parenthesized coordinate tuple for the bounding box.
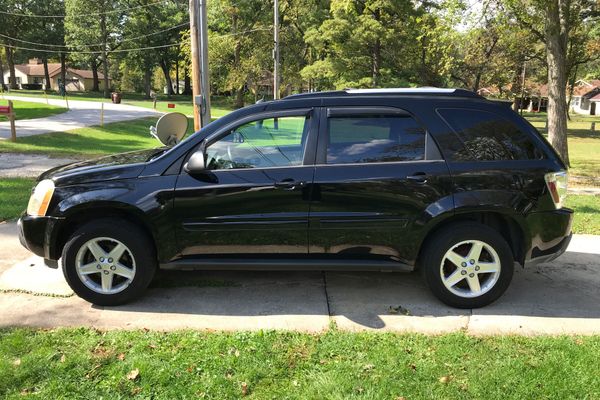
(39, 148, 167, 186)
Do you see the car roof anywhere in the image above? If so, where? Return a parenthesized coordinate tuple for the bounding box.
(283, 87, 482, 101)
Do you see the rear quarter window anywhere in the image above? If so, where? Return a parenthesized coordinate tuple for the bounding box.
(437, 108, 543, 161)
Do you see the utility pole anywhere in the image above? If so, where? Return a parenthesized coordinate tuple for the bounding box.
(189, 0, 211, 130)
(273, 0, 280, 100)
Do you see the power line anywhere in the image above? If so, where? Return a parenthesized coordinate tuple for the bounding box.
(0, 0, 183, 18)
(0, 22, 188, 48)
(0, 28, 271, 54)
(0, 42, 186, 54)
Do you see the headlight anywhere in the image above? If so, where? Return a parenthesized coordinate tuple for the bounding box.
(27, 179, 55, 216)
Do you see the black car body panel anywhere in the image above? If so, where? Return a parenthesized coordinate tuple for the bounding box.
(18, 89, 573, 273)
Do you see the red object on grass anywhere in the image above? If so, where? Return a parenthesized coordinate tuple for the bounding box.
(167, 103, 175, 109)
(0, 105, 11, 114)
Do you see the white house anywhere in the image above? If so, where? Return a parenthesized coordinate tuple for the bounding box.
(2, 58, 110, 92)
(571, 79, 600, 116)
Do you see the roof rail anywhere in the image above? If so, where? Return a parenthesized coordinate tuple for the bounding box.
(284, 87, 481, 100)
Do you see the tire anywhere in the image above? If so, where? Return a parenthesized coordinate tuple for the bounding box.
(61, 218, 157, 306)
(420, 222, 514, 308)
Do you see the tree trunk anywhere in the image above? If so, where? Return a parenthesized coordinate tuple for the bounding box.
(60, 52, 67, 93)
(91, 58, 100, 92)
(175, 55, 179, 95)
(160, 59, 174, 96)
(144, 68, 152, 98)
(566, 64, 578, 121)
(372, 9, 381, 87)
(5, 47, 17, 89)
(0, 49, 5, 89)
(183, 65, 191, 95)
(545, 0, 570, 165)
(234, 87, 244, 109)
(42, 58, 51, 91)
(100, 14, 110, 98)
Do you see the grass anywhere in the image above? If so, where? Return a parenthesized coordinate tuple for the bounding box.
(0, 99, 67, 122)
(1, 328, 599, 399)
(0, 178, 34, 221)
(523, 112, 600, 186)
(0, 117, 186, 158)
(566, 194, 600, 235)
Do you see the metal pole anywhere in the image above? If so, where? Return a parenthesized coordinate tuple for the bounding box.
(273, 0, 280, 100)
(199, 0, 211, 124)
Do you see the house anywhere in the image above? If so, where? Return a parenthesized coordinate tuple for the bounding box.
(571, 79, 600, 116)
(2, 58, 110, 92)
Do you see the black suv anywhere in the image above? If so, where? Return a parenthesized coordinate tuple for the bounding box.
(18, 88, 572, 308)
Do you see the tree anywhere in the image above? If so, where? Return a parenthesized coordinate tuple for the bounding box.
(499, 0, 599, 165)
(65, 0, 122, 97)
(0, 0, 32, 89)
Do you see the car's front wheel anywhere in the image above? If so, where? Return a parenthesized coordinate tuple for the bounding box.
(62, 218, 156, 306)
(420, 222, 514, 308)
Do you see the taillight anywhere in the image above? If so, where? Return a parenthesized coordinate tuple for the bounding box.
(544, 171, 568, 209)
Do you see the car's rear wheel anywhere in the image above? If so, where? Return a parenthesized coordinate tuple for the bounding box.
(62, 218, 156, 306)
(420, 222, 514, 308)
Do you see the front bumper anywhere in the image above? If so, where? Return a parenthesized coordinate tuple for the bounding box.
(18, 214, 64, 264)
(524, 207, 573, 267)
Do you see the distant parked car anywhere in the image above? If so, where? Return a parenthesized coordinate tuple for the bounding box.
(19, 88, 572, 308)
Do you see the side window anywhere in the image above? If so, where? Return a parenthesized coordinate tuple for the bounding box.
(437, 109, 541, 161)
(206, 115, 309, 170)
(326, 114, 426, 164)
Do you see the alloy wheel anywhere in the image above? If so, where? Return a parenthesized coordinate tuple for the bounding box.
(439, 240, 501, 298)
(75, 237, 136, 295)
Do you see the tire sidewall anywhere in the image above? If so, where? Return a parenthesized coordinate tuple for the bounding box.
(422, 223, 514, 308)
(62, 219, 156, 306)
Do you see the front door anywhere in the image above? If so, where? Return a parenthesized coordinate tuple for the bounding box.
(173, 110, 317, 258)
(308, 106, 453, 265)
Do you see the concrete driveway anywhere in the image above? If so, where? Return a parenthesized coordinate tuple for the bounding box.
(0, 95, 159, 139)
(0, 221, 598, 335)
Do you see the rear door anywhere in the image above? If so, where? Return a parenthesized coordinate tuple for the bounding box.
(308, 106, 454, 265)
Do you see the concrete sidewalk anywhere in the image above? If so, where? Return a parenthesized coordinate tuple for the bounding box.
(0, 95, 159, 139)
(0, 221, 599, 335)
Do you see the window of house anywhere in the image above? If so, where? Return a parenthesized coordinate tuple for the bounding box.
(206, 115, 309, 170)
(437, 108, 541, 161)
(326, 114, 425, 164)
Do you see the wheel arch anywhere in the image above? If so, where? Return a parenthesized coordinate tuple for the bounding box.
(415, 211, 528, 270)
(49, 201, 160, 262)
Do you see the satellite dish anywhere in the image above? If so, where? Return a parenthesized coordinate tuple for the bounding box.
(149, 112, 188, 146)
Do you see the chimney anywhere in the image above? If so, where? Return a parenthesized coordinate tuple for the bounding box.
(28, 58, 42, 65)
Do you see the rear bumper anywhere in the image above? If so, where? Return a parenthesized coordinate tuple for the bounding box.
(524, 207, 573, 267)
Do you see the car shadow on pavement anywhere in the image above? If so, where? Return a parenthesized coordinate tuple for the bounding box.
(107, 249, 600, 330)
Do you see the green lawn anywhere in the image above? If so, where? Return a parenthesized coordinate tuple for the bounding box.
(0, 99, 67, 122)
(523, 112, 600, 187)
(566, 194, 600, 235)
(0, 178, 33, 221)
(0, 117, 185, 158)
(1, 328, 599, 399)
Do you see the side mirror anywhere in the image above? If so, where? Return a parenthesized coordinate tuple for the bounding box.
(184, 151, 206, 173)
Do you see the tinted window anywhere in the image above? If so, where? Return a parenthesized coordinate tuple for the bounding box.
(206, 115, 308, 170)
(326, 115, 425, 164)
(438, 109, 540, 161)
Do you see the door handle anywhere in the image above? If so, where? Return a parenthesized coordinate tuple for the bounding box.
(406, 172, 428, 184)
(274, 179, 305, 190)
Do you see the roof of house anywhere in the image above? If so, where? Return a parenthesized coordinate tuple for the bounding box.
(573, 79, 600, 97)
(12, 62, 108, 80)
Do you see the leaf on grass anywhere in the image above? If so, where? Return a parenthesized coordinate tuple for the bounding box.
(362, 364, 375, 372)
(60, 354, 66, 363)
(127, 368, 140, 381)
(117, 353, 125, 361)
(395, 397, 406, 400)
(388, 305, 411, 315)
(13, 358, 21, 367)
(241, 382, 248, 396)
(439, 375, 452, 384)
